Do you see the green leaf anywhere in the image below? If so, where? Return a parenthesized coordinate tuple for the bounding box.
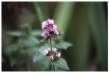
(33, 53, 50, 70)
(39, 57, 50, 70)
(21, 47, 39, 54)
(33, 53, 45, 63)
(6, 31, 23, 37)
(54, 67, 66, 71)
(5, 44, 18, 55)
(21, 36, 39, 47)
(31, 30, 42, 36)
(33, 43, 50, 62)
(55, 41, 72, 50)
(54, 58, 69, 70)
(39, 43, 49, 52)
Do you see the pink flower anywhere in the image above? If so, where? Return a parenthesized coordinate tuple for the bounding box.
(41, 19, 60, 39)
(42, 19, 54, 29)
(40, 48, 61, 61)
(41, 30, 49, 39)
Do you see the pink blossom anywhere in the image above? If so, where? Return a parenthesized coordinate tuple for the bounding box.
(41, 19, 60, 39)
(41, 30, 49, 39)
(42, 19, 54, 29)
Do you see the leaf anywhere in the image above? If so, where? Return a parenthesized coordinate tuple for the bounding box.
(54, 67, 67, 71)
(5, 44, 18, 55)
(55, 41, 72, 50)
(33, 53, 45, 63)
(6, 30, 42, 37)
(6, 31, 23, 37)
(33, 53, 50, 70)
(21, 47, 39, 54)
(39, 57, 50, 71)
(21, 36, 40, 47)
(38, 43, 49, 53)
(54, 58, 69, 70)
(31, 30, 42, 36)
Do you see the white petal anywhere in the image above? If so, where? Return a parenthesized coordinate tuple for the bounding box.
(57, 52, 61, 57)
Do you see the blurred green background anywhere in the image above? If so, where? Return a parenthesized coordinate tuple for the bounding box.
(2, 2, 108, 71)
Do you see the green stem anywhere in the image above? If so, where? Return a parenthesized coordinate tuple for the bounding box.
(49, 37, 55, 71)
(52, 62, 55, 71)
(49, 37, 52, 51)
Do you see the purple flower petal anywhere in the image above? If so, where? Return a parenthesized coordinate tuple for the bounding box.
(41, 21, 48, 29)
(41, 31, 49, 39)
(41, 19, 60, 39)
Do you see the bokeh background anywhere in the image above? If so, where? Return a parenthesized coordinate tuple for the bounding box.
(2, 2, 108, 71)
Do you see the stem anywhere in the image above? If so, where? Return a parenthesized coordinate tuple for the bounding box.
(52, 62, 55, 71)
(49, 37, 52, 51)
(51, 62, 55, 71)
(49, 37, 55, 71)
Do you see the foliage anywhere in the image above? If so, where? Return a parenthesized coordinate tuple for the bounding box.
(5, 28, 72, 71)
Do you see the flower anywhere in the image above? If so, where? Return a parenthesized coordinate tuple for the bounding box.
(40, 48, 61, 61)
(41, 30, 49, 39)
(41, 19, 60, 39)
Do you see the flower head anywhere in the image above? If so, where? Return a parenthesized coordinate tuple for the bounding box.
(40, 48, 61, 61)
(41, 19, 60, 39)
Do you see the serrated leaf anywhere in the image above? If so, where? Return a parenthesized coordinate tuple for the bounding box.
(6, 31, 23, 37)
(55, 41, 72, 50)
(54, 58, 69, 70)
(31, 30, 42, 36)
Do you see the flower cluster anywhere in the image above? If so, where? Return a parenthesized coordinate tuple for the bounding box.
(40, 48, 61, 61)
(41, 19, 60, 39)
